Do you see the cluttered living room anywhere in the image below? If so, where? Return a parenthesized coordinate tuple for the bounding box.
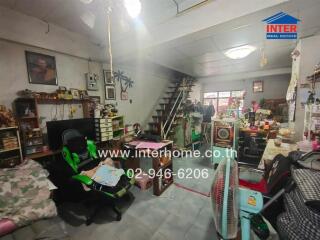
(1, 0, 320, 240)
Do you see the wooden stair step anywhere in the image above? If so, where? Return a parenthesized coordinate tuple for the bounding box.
(162, 97, 177, 100)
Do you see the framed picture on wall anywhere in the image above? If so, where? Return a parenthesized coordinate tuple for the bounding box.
(25, 51, 58, 85)
(70, 89, 80, 99)
(253, 80, 263, 93)
(105, 86, 116, 100)
(103, 70, 114, 85)
(79, 90, 89, 100)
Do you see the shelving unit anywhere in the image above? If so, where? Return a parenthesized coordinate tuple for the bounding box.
(95, 118, 113, 142)
(110, 116, 125, 140)
(303, 104, 320, 141)
(14, 97, 94, 156)
(95, 116, 125, 142)
(14, 98, 44, 156)
(0, 127, 23, 167)
(152, 141, 173, 196)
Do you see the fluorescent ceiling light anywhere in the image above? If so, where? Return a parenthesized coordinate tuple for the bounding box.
(124, 0, 141, 18)
(224, 45, 256, 59)
(80, 0, 93, 4)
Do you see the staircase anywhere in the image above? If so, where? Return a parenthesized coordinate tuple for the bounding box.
(147, 77, 196, 139)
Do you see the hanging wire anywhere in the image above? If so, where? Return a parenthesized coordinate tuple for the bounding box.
(87, 58, 92, 74)
(106, 4, 113, 79)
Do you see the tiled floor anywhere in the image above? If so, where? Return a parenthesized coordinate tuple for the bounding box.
(61, 154, 218, 240)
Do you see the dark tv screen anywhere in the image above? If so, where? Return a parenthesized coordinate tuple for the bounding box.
(47, 118, 95, 150)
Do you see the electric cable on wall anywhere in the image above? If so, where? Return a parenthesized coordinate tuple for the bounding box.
(106, 4, 113, 80)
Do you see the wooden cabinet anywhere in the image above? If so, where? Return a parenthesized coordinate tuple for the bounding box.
(152, 142, 173, 196)
(14, 97, 93, 156)
(14, 98, 44, 156)
(0, 127, 23, 167)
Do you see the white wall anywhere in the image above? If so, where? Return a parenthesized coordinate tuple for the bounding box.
(293, 35, 320, 140)
(0, 7, 175, 131)
(0, 6, 104, 61)
(0, 38, 173, 130)
(0, 40, 104, 131)
(102, 62, 172, 127)
(202, 74, 290, 108)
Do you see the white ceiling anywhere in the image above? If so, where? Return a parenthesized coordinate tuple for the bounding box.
(145, 0, 320, 77)
(1, 0, 320, 78)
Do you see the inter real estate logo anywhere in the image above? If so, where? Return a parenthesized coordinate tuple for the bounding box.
(262, 12, 300, 39)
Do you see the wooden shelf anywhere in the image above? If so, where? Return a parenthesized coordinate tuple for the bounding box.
(19, 116, 38, 120)
(27, 150, 61, 160)
(113, 128, 124, 131)
(0, 127, 18, 131)
(0, 127, 23, 167)
(154, 179, 173, 196)
(159, 160, 172, 169)
(0, 147, 20, 153)
(35, 98, 90, 105)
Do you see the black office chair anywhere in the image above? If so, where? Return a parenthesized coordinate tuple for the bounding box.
(61, 129, 135, 224)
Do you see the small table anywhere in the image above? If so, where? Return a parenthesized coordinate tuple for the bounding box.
(26, 150, 61, 160)
(258, 139, 297, 170)
(124, 140, 174, 196)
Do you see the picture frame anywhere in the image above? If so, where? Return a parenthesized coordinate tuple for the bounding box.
(121, 91, 128, 100)
(79, 90, 89, 99)
(103, 70, 114, 85)
(253, 80, 263, 93)
(70, 88, 80, 99)
(25, 51, 58, 85)
(105, 86, 116, 100)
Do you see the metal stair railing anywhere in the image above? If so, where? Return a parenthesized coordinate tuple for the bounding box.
(162, 90, 183, 139)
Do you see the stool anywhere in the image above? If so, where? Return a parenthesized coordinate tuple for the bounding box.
(135, 172, 153, 190)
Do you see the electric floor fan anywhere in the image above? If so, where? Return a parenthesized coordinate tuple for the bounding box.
(211, 158, 264, 240)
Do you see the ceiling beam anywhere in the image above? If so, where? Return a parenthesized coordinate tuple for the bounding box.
(199, 67, 291, 83)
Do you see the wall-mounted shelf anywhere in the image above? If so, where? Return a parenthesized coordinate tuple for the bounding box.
(35, 98, 91, 105)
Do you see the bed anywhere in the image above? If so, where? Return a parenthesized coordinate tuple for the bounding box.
(0, 160, 57, 236)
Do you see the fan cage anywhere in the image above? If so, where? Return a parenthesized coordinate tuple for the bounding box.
(211, 158, 239, 239)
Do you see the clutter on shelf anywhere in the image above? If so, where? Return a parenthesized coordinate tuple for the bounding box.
(17, 87, 90, 101)
(14, 98, 44, 155)
(0, 105, 17, 128)
(94, 103, 118, 118)
(0, 127, 23, 168)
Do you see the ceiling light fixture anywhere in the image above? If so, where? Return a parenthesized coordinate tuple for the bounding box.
(124, 0, 141, 18)
(80, 0, 93, 4)
(224, 45, 256, 59)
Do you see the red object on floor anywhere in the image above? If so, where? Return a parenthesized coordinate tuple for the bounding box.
(174, 183, 210, 197)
